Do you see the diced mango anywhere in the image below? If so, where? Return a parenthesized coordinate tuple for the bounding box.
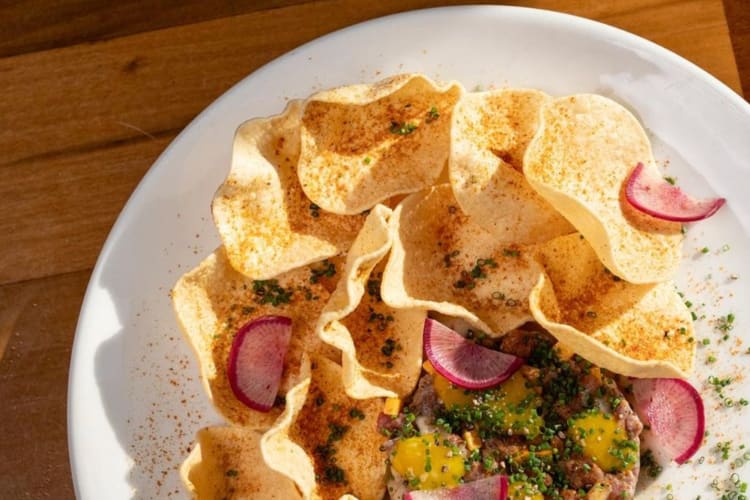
(507, 481, 544, 500)
(568, 410, 637, 472)
(390, 434, 464, 489)
(383, 397, 402, 416)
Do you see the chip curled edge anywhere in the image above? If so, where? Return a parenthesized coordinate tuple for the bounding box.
(298, 73, 464, 215)
(450, 88, 574, 244)
(180, 426, 302, 500)
(171, 246, 338, 428)
(212, 99, 366, 280)
(261, 355, 387, 500)
(317, 204, 426, 399)
(528, 233, 695, 378)
(523, 94, 683, 284)
(381, 184, 543, 336)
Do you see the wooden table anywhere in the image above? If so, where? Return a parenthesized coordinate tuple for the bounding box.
(0, 1, 747, 497)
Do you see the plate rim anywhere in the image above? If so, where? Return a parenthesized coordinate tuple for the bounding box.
(66, 5, 750, 498)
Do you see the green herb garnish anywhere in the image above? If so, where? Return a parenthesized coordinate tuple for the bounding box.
(390, 121, 417, 135)
(310, 259, 336, 283)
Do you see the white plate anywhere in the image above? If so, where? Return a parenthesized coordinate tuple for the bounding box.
(68, 6, 750, 499)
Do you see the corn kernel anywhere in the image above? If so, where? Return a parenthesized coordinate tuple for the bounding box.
(463, 430, 482, 451)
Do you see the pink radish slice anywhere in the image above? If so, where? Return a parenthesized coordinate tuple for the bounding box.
(227, 315, 292, 412)
(625, 162, 725, 222)
(405, 474, 508, 500)
(423, 318, 523, 390)
(630, 377, 705, 464)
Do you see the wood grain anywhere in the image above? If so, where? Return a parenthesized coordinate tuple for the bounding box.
(0, 270, 88, 499)
(0, 0, 316, 58)
(0, 1, 745, 498)
(0, 135, 172, 285)
(725, 0, 750, 94)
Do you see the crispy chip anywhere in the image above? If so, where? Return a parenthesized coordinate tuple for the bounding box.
(180, 426, 301, 500)
(176, 78, 710, 500)
(262, 355, 387, 500)
(317, 204, 425, 399)
(172, 247, 338, 427)
(298, 74, 464, 214)
(212, 100, 366, 279)
(529, 233, 695, 378)
(334, 260, 425, 398)
(382, 184, 543, 336)
(450, 89, 574, 243)
(524, 94, 683, 283)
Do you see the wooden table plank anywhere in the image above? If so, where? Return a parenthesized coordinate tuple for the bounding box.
(0, 0, 316, 59)
(0, 135, 171, 285)
(724, 0, 750, 95)
(0, 270, 88, 500)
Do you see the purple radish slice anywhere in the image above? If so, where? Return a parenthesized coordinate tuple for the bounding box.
(227, 315, 292, 412)
(630, 377, 705, 464)
(405, 474, 508, 500)
(625, 162, 725, 222)
(423, 318, 523, 390)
